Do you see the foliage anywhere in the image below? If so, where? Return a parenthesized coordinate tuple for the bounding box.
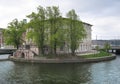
(82, 51, 111, 58)
(95, 45, 100, 51)
(46, 6, 62, 54)
(3, 19, 26, 49)
(103, 42, 111, 52)
(26, 6, 86, 56)
(66, 9, 86, 55)
(27, 6, 46, 55)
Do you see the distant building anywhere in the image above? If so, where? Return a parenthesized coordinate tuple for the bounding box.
(92, 40, 120, 49)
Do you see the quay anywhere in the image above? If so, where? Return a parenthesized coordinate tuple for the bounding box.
(9, 54, 116, 63)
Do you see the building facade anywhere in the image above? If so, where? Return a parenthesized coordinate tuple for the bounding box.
(0, 28, 4, 48)
(76, 22, 92, 53)
(25, 20, 92, 54)
(56, 22, 92, 54)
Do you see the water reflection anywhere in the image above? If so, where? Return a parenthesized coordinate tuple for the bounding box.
(0, 61, 14, 84)
(89, 56, 120, 84)
(0, 54, 120, 84)
(0, 54, 9, 59)
(5, 63, 91, 84)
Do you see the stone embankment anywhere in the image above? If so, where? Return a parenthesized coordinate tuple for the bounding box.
(9, 54, 116, 63)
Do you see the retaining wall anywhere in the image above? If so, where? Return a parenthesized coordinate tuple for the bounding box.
(9, 54, 116, 63)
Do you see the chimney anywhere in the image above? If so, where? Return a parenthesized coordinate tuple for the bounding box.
(23, 19, 27, 24)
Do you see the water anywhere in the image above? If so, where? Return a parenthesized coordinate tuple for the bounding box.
(0, 55, 120, 84)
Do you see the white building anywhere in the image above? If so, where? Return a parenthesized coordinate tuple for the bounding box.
(58, 22, 92, 53)
(0, 28, 4, 47)
(25, 20, 92, 54)
(76, 22, 92, 53)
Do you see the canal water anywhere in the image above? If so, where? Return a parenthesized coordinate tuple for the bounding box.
(0, 54, 120, 84)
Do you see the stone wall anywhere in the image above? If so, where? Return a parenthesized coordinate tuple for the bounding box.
(13, 49, 34, 59)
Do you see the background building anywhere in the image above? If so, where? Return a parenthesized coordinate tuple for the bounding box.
(92, 40, 120, 49)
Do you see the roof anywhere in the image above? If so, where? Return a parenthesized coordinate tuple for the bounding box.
(0, 28, 5, 30)
(62, 17, 92, 26)
(83, 22, 93, 26)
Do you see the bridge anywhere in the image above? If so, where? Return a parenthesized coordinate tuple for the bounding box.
(0, 49, 16, 61)
(109, 46, 120, 54)
(0, 48, 16, 55)
(92, 40, 120, 54)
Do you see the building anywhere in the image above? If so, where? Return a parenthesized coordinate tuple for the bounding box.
(0, 28, 4, 48)
(13, 19, 92, 59)
(92, 40, 120, 49)
(76, 22, 92, 53)
(25, 19, 92, 55)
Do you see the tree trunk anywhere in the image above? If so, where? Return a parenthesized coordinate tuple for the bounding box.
(54, 40, 57, 55)
(16, 45, 19, 49)
(71, 50, 75, 56)
(40, 46, 44, 55)
(38, 47, 41, 56)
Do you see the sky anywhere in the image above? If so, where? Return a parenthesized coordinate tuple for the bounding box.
(0, 0, 120, 40)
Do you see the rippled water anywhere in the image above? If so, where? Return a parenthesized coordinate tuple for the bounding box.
(0, 55, 120, 84)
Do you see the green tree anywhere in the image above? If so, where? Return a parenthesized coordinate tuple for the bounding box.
(27, 6, 46, 55)
(46, 6, 62, 54)
(27, 6, 87, 56)
(3, 19, 26, 49)
(104, 42, 111, 52)
(66, 9, 86, 55)
(95, 45, 100, 51)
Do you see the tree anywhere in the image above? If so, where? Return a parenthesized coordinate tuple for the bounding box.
(66, 9, 86, 55)
(27, 6, 87, 56)
(95, 45, 100, 51)
(104, 42, 111, 52)
(46, 6, 62, 54)
(3, 19, 26, 49)
(27, 6, 46, 55)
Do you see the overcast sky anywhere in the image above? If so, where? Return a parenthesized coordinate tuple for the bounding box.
(0, 0, 120, 40)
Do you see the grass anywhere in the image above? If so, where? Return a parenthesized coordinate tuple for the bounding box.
(37, 51, 112, 59)
(82, 51, 112, 58)
(44, 54, 76, 59)
(38, 53, 80, 59)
